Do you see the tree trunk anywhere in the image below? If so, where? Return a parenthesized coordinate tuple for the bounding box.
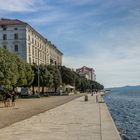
(54, 87, 57, 93)
(42, 86, 44, 94)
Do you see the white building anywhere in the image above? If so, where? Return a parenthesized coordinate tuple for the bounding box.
(0, 18, 63, 65)
(76, 66, 96, 81)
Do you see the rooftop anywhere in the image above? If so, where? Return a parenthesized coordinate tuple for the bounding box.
(0, 18, 26, 26)
(76, 66, 95, 72)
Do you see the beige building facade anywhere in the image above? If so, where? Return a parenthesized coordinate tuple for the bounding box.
(76, 66, 96, 81)
(0, 18, 63, 65)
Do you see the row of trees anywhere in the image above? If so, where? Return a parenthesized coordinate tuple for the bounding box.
(32, 65, 104, 93)
(0, 48, 104, 97)
(59, 66, 104, 92)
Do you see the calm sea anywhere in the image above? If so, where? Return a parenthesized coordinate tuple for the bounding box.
(104, 91, 140, 140)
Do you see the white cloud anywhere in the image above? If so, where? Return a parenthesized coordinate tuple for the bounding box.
(0, 0, 46, 12)
(27, 11, 67, 25)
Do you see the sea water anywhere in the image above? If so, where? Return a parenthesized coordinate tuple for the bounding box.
(104, 91, 140, 140)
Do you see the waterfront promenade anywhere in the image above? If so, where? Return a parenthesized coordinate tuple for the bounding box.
(0, 94, 121, 140)
(0, 95, 83, 129)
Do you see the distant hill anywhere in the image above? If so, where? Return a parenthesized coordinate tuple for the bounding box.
(107, 85, 140, 94)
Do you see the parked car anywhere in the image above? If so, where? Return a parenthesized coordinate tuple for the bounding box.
(20, 87, 32, 97)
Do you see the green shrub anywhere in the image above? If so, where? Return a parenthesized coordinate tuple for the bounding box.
(0, 94, 3, 101)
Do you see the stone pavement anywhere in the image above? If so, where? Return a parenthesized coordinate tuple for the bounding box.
(0, 94, 122, 140)
(0, 95, 83, 129)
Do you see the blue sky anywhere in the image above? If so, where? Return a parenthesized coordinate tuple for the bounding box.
(0, 0, 140, 87)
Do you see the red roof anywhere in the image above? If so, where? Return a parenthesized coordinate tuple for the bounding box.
(0, 18, 26, 26)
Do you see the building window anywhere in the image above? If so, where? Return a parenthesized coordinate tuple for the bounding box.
(50, 59, 53, 65)
(29, 57, 31, 64)
(28, 45, 30, 54)
(3, 27, 7, 31)
(32, 38, 34, 44)
(32, 47, 34, 56)
(35, 48, 37, 56)
(28, 35, 30, 41)
(14, 33, 18, 39)
(15, 45, 18, 52)
(32, 59, 35, 64)
(3, 34, 7, 40)
(14, 28, 18, 30)
(55, 61, 57, 65)
(3, 45, 7, 49)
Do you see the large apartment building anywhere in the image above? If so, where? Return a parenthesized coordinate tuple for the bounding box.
(76, 66, 96, 81)
(0, 18, 63, 65)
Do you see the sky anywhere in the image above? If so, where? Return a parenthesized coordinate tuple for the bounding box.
(0, 0, 140, 88)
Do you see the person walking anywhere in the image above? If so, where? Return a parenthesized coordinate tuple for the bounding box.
(11, 91, 16, 107)
(4, 92, 12, 107)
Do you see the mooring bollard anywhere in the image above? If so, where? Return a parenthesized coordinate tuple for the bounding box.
(85, 95, 88, 101)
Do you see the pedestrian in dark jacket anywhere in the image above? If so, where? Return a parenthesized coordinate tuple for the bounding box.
(11, 91, 16, 107)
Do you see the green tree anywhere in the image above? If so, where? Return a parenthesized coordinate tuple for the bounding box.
(0, 48, 34, 96)
(59, 66, 75, 86)
(15, 57, 34, 88)
(47, 65, 62, 92)
(90, 80, 104, 92)
(39, 64, 53, 93)
(0, 48, 19, 91)
(24, 63, 34, 86)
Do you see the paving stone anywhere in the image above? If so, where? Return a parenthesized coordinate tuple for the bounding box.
(0, 94, 121, 140)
